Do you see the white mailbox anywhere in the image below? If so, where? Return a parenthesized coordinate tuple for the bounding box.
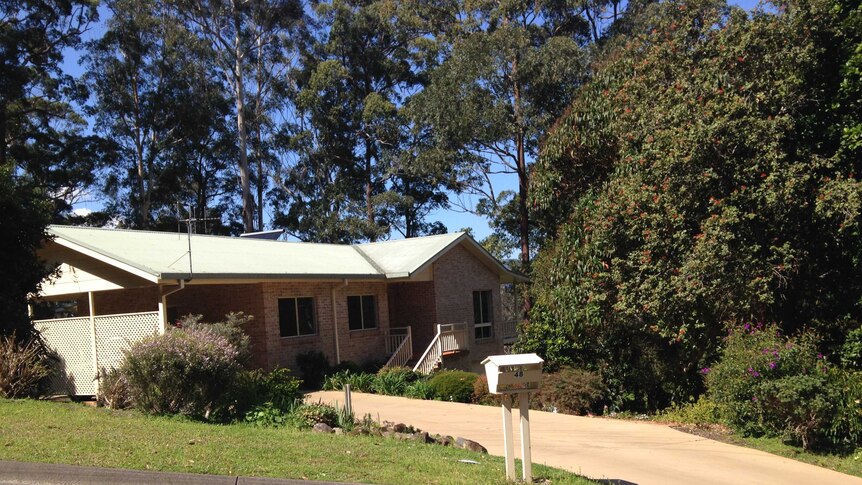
(481, 353, 544, 482)
(482, 353, 544, 394)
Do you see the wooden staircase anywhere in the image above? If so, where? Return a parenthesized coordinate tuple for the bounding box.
(412, 323, 469, 375)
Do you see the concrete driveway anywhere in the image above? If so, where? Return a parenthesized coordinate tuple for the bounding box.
(307, 391, 862, 485)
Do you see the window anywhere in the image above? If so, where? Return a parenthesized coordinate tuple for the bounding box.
(473, 290, 493, 340)
(347, 295, 377, 330)
(279, 297, 315, 337)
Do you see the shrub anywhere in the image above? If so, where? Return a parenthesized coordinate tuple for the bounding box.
(539, 367, 604, 415)
(471, 375, 501, 405)
(373, 367, 419, 396)
(428, 370, 478, 403)
(706, 325, 855, 450)
(0, 335, 51, 398)
(404, 379, 435, 400)
(292, 402, 339, 428)
(660, 396, 723, 426)
(840, 326, 862, 370)
(322, 369, 375, 393)
(178, 312, 252, 366)
(245, 402, 289, 428)
(96, 367, 131, 409)
(296, 350, 329, 389)
(121, 326, 240, 418)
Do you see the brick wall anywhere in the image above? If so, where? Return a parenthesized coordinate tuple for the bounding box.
(387, 281, 436, 355)
(432, 244, 504, 367)
(79, 286, 159, 315)
(167, 284, 267, 368)
(73, 280, 393, 372)
(260, 280, 390, 371)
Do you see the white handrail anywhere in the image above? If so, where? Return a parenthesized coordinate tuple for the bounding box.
(412, 323, 469, 374)
(383, 327, 413, 369)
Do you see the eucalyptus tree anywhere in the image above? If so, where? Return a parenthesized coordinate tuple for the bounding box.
(166, 0, 306, 233)
(275, 0, 450, 242)
(85, 0, 235, 230)
(407, 0, 595, 313)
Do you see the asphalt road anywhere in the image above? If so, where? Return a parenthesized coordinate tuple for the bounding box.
(0, 460, 356, 485)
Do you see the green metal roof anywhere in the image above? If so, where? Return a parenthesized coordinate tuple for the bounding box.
(45, 226, 524, 283)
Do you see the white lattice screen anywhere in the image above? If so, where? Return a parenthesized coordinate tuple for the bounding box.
(35, 311, 160, 396)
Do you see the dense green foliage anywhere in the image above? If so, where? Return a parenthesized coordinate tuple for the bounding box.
(1, 0, 99, 338)
(706, 326, 862, 451)
(522, 0, 862, 410)
(427, 370, 479, 403)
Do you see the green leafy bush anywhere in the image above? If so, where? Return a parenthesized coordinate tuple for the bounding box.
(322, 369, 375, 392)
(404, 379, 435, 400)
(245, 402, 289, 428)
(292, 402, 339, 428)
(707, 325, 859, 450)
(296, 350, 329, 389)
(96, 367, 131, 409)
(121, 326, 240, 418)
(840, 326, 862, 370)
(428, 370, 478, 403)
(0, 335, 51, 398)
(538, 367, 604, 415)
(660, 396, 723, 426)
(373, 367, 419, 396)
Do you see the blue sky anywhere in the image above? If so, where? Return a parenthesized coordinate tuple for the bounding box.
(63, 0, 762, 241)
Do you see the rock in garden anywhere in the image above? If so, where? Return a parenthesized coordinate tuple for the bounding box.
(413, 431, 432, 443)
(313, 423, 334, 434)
(333, 428, 343, 435)
(392, 423, 408, 433)
(455, 437, 487, 454)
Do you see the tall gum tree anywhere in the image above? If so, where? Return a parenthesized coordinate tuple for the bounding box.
(406, 0, 603, 313)
(166, 0, 306, 233)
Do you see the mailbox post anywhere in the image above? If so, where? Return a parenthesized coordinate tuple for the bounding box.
(481, 353, 544, 482)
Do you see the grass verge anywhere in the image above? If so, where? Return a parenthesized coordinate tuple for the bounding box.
(0, 399, 594, 484)
(655, 399, 862, 479)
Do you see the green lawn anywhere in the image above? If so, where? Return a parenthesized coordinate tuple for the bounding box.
(0, 399, 594, 484)
(737, 435, 862, 478)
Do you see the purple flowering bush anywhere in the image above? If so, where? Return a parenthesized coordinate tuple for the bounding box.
(706, 325, 861, 450)
(121, 326, 240, 419)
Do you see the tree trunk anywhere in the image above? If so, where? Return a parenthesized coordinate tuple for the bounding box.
(132, 71, 150, 229)
(233, 2, 254, 233)
(255, 35, 265, 232)
(512, 56, 533, 318)
(364, 139, 375, 241)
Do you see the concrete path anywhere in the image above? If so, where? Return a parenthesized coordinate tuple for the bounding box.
(308, 391, 862, 485)
(0, 460, 356, 485)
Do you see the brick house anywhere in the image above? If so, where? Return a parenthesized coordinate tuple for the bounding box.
(34, 226, 526, 395)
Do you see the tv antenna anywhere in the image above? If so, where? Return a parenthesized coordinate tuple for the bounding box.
(177, 204, 219, 280)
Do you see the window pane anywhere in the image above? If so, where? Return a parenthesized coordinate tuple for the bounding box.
(297, 297, 315, 335)
(475, 324, 492, 340)
(362, 296, 377, 329)
(480, 291, 491, 323)
(348, 296, 362, 330)
(278, 298, 298, 337)
(473, 291, 482, 324)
